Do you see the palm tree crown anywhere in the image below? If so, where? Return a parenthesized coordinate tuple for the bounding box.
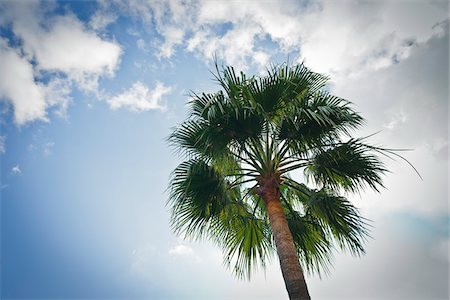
(168, 62, 400, 298)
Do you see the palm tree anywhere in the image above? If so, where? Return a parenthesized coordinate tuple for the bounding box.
(168, 62, 405, 299)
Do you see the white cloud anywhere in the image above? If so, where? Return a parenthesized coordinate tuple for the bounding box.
(11, 164, 21, 175)
(15, 12, 122, 91)
(114, 0, 447, 75)
(107, 81, 172, 112)
(40, 16, 119, 74)
(293, 1, 447, 76)
(0, 40, 73, 125)
(0, 1, 122, 125)
(0, 42, 48, 124)
(169, 244, 194, 256)
(42, 78, 72, 119)
(187, 21, 266, 70)
(158, 26, 185, 58)
(89, 8, 117, 32)
(327, 29, 449, 218)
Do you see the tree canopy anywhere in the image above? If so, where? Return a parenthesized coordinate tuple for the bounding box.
(167, 62, 412, 280)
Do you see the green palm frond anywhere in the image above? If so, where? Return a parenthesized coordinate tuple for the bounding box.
(168, 119, 231, 158)
(171, 89, 265, 160)
(279, 185, 333, 276)
(189, 91, 227, 119)
(278, 92, 364, 153)
(219, 203, 274, 279)
(168, 159, 229, 238)
(305, 189, 371, 256)
(285, 209, 334, 276)
(280, 179, 370, 267)
(249, 67, 290, 115)
(168, 159, 272, 279)
(244, 62, 329, 120)
(213, 62, 249, 102)
(305, 138, 387, 192)
(278, 63, 328, 112)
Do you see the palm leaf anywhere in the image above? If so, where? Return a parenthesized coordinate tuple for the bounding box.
(305, 138, 387, 192)
(277, 92, 364, 153)
(305, 188, 371, 256)
(219, 203, 274, 279)
(168, 159, 230, 238)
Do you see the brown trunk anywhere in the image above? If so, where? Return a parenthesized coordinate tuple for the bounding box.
(259, 174, 311, 300)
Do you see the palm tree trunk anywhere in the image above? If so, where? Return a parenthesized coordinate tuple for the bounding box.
(260, 175, 311, 300)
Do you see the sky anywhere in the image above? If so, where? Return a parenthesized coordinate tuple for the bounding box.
(0, 0, 448, 299)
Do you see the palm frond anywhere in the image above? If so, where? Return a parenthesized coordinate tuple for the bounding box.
(285, 209, 334, 276)
(280, 179, 370, 268)
(189, 91, 227, 120)
(305, 188, 371, 256)
(277, 91, 365, 155)
(212, 61, 249, 102)
(168, 159, 273, 279)
(168, 119, 231, 159)
(168, 159, 230, 239)
(305, 138, 387, 192)
(219, 203, 274, 279)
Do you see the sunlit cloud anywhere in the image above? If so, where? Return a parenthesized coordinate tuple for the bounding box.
(0, 1, 122, 125)
(107, 81, 172, 112)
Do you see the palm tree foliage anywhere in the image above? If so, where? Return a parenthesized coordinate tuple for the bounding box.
(168, 62, 392, 280)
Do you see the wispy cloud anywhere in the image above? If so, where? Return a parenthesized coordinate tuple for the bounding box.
(11, 164, 21, 175)
(107, 81, 172, 112)
(43, 142, 55, 156)
(89, 9, 118, 32)
(168, 244, 194, 257)
(383, 111, 408, 130)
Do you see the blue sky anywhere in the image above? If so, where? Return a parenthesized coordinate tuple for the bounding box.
(0, 1, 448, 299)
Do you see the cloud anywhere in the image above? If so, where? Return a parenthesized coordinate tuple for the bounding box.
(332, 28, 448, 152)
(0, 41, 48, 124)
(0, 40, 72, 125)
(309, 213, 449, 299)
(107, 81, 172, 112)
(111, 0, 447, 74)
(0, 1, 122, 125)
(6, 3, 122, 86)
(327, 29, 449, 218)
(89, 9, 118, 31)
(383, 111, 408, 130)
(43, 141, 55, 156)
(169, 244, 194, 257)
(11, 164, 21, 175)
(158, 26, 185, 58)
(1, 0, 442, 126)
